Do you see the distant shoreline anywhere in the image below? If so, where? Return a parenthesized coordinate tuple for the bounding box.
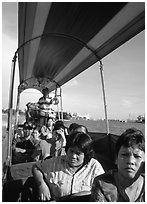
(2, 116, 145, 164)
(2, 115, 145, 136)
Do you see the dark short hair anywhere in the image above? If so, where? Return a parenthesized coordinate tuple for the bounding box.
(65, 131, 94, 164)
(115, 128, 145, 156)
(53, 120, 65, 131)
(69, 123, 79, 132)
(75, 125, 88, 134)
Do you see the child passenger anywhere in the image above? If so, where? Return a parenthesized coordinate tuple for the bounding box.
(31, 127, 53, 161)
(91, 128, 145, 202)
(32, 131, 104, 201)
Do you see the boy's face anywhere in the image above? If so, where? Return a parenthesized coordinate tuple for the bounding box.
(116, 145, 145, 179)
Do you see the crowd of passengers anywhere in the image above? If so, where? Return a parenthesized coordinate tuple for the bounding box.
(12, 119, 88, 163)
(12, 87, 145, 201)
(12, 87, 90, 165)
(13, 122, 145, 202)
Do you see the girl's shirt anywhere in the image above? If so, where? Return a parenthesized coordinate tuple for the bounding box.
(35, 156, 104, 199)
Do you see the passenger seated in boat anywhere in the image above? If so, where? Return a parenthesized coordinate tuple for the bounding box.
(54, 120, 69, 136)
(68, 123, 88, 135)
(74, 124, 88, 134)
(12, 122, 35, 163)
(40, 117, 55, 140)
(53, 120, 68, 145)
(50, 123, 67, 157)
(31, 128, 52, 161)
(32, 131, 104, 201)
(91, 128, 145, 202)
(68, 123, 80, 134)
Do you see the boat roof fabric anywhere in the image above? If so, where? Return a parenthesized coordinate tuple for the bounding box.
(18, 2, 145, 93)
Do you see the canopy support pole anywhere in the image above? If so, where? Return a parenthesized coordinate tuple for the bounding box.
(57, 103, 60, 120)
(60, 87, 63, 121)
(99, 60, 109, 135)
(55, 87, 60, 120)
(7, 53, 17, 167)
(14, 90, 21, 127)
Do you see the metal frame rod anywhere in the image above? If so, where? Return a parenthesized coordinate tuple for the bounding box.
(57, 103, 60, 120)
(60, 87, 63, 121)
(56, 88, 61, 120)
(14, 32, 110, 132)
(7, 53, 17, 167)
(99, 60, 109, 135)
(14, 90, 21, 127)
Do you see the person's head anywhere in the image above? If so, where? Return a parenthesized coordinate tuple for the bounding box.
(74, 125, 88, 134)
(115, 128, 145, 180)
(54, 120, 64, 128)
(53, 120, 65, 132)
(52, 121, 65, 141)
(65, 131, 94, 167)
(69, 123, 79, 134)
(47, 118, 54, 129)
(23, 122, 32, 138)
(31, 128, 41, 141)
(42, 87, 49, 97)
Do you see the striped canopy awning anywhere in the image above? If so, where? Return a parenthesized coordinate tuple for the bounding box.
(17, 2, 145, 93)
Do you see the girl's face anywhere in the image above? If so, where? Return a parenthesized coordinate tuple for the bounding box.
(116, 145, 145, 179)
(67, 146, 85, 168)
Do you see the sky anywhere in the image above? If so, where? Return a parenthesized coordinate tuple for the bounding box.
(2, 2, 145, 120)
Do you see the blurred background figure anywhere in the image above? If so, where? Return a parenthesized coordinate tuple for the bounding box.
(40, 117, 55, 140)
(12, 122, 35, 163)
(38, 87, 53, 126)
(68, 123, 79, 134)
(31, 127, 52, 161)
(38, 87, 52, 106)
(74, 124, 88, 134)
(68, 123, 88, 134)
(51, 120, 68, 156)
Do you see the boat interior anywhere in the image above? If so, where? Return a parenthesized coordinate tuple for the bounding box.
(2, 2, 145, 202)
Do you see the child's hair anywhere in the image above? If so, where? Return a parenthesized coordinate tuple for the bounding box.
(115, 128, 145, 156)
(65, 131, 94, 164)
(68, 123, 88, 134)
(53, 120, 65, 132)
(74, 125, 88, 134)
(69, 123, 79, 132)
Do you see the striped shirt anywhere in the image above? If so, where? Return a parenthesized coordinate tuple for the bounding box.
(35, 155, 104, 199)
